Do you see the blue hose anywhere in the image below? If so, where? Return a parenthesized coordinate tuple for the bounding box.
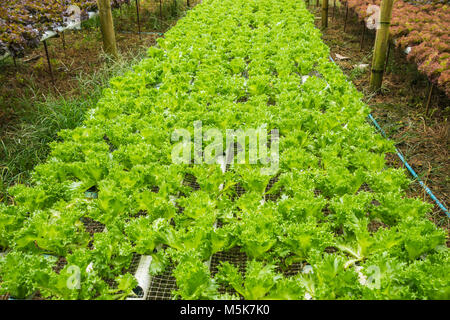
(329, 55, 449, 218)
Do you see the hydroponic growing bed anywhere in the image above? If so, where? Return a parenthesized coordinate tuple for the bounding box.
(0, 0, 448, 300)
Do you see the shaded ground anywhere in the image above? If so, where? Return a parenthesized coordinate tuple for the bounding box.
(309, 3, 449, 230)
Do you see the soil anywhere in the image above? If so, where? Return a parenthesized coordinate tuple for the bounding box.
(309, 3, 449, 231)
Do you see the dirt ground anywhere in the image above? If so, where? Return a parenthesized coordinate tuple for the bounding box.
(309, 4, 449, 230)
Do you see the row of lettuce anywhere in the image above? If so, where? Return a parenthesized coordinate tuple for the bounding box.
(0, 0, 448, 300)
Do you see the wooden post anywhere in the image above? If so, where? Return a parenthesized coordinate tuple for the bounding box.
(97, 0, 118, 57)
(322, 0, 329, 29)
(344, 2, 349, 32)
(43, 40, 55, 85)
(360, 22, 366, 51)
(425, 83, 434, 115)
(316, 0, 320, 7)
(369, 0, 394, 92)
(60, 31, 66, 54)
(187, 0, 190, 7)
(384, 41, 391, 73)
(135, 0, 141, 39)
(332, 0, 336, 21)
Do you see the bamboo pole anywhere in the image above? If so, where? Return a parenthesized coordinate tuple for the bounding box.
(97, 0, 118, 57)
(369, 0, 394, 92)
(322, 0, 329, 29)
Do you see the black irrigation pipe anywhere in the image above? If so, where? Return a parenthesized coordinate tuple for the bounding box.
(329, 54, 449, 218)
(43, 40, 55, 85)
